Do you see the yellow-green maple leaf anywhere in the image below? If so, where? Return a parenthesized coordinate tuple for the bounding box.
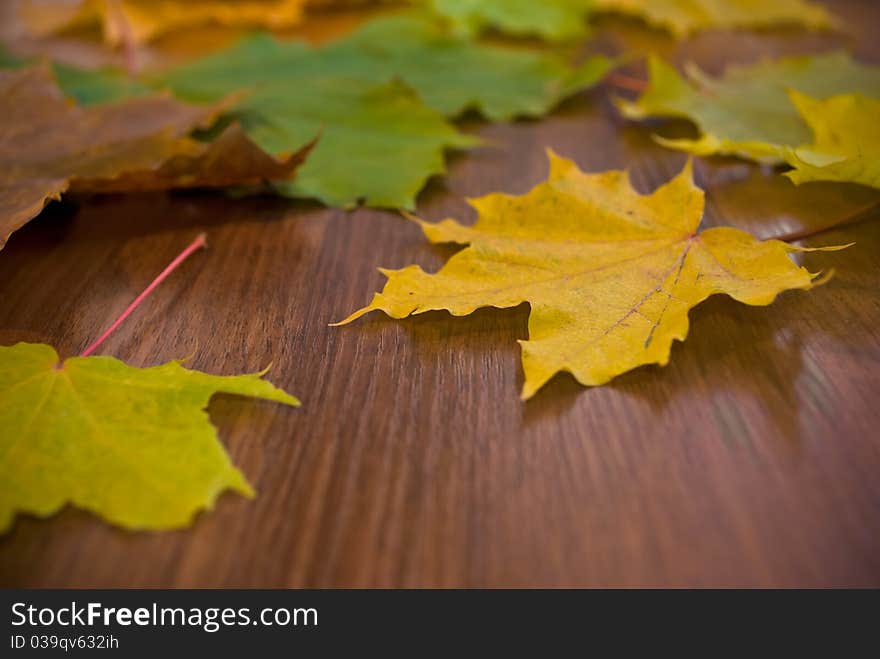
(0, 343, 299, 532)
(337, 152, 841, 399)
(593, 0, 834, 37)
(782, 91, 880, 189)
(617, 53, 880, 163)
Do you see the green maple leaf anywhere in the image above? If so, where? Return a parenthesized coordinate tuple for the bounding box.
(151, 30, 469, 209)
(307, 14, 614, 120)
(239, 76, 476, 209)
(156, 14, 613, 121)
(618, 53, 880, 163)
(146, 13, 612, 208)
(423, 0, 594, 42)
(0, 343, 299, 532)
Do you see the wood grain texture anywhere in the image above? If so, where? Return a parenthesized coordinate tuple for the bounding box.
(1, 0, 879, 588)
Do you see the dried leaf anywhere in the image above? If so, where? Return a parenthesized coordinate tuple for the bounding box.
(593, 0, 835, 37)
(617, 53, 880, 163)
(74, 123, 316, 193)
(0, 66, 311, 251)
(0, 342, 298, 531)
(337, 152, 842, 399)
(782, 92, 880, 189)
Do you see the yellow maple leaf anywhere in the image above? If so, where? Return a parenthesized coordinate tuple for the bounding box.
(337, 152, 844, 398)
(783, 91, 880, 189)
(593, 0, 835, 37)
(18, 0, 307, 45)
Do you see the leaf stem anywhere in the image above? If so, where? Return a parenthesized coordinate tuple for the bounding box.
(79, 233, 207, 358)
(773, 200, 880, 243)
(605, 72, 649, 92)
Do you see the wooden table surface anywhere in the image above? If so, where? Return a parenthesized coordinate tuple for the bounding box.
(1, 0, 879, 588)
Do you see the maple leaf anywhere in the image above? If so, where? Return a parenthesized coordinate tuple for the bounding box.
(782, 92, 880, 189)
(593, 0, 835, 37)
(307, 14, 615, 120)
(0, 342, 299, 532)
(423, 0, 594, 41)
(617, 53, 880, 163)
(151, 13, 612, 207)
(186, 72, 475, 210)
(18, 0, 307, 45)
(336, 152, 843, 399)
(0, 66, 312, 251)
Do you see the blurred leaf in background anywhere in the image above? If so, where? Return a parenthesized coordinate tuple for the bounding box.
(593, 0, 835, 37)
(424, 0, 594, 41)
(617, 53, 880, 163)
(148, 13, 615, 207)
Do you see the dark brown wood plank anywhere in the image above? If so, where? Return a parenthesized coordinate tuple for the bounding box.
(0, 0, 878, 587)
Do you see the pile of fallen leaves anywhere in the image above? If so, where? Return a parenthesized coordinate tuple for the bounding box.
(1, 0, 878, 533)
